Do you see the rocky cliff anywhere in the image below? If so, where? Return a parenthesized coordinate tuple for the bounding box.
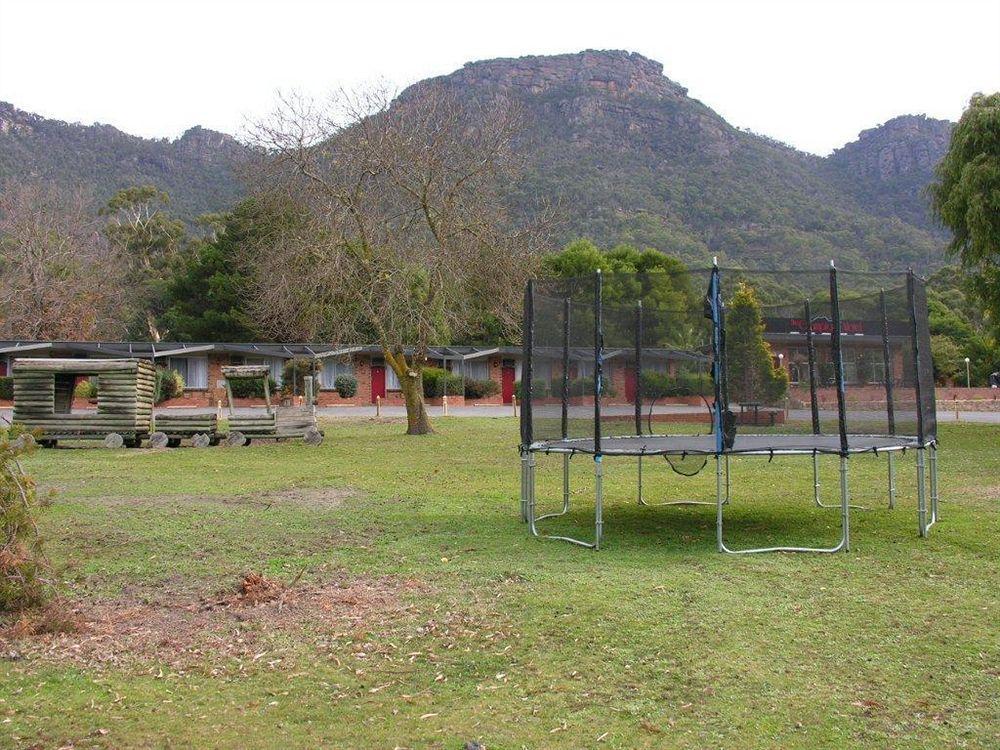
(409, 50, 949, 269)
(826, 115, 952, 231)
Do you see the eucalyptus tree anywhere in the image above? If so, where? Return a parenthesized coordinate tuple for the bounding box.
(247, 86, 547, 434)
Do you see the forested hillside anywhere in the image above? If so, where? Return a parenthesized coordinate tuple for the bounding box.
(408, 50, 951, 270)
(0, 102, 246, 220)
(0, 51, 955, 270)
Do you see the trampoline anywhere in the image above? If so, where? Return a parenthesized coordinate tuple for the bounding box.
(518, 262, 938, 554)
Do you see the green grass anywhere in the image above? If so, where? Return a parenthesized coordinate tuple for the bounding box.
(2, 418, 999, 749)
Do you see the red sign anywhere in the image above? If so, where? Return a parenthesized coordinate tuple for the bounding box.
(788, 316, 864, 335)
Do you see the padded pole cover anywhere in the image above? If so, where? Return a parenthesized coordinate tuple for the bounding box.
(562, 296, 570, 439)
(520, 280, 533, 448)
(907, 271, 925, 445)
(829, 265, 849, 455)
(634, 300, 643, 436)
(594, 270, 603, 455)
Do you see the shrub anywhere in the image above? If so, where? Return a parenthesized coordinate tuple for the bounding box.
(281, 358, 322, 398)
(514, 379, 549, 400)
(334, 374, 358, 399)
(229, 376, 278, 399)
(0, 377, 13, 401)
(154, 369, 185, 403)
(1, 427, 49, 612)
(464, 378, 500, 399)
(422, 367, 463, 397)
(73, 379, 97, 399)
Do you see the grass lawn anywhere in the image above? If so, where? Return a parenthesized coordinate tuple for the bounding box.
(2, 418, 998, 749)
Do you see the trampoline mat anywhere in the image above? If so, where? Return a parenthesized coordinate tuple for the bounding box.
(531, 433, 924, 456)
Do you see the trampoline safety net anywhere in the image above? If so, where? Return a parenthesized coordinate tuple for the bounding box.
(520, 266, 937, 456)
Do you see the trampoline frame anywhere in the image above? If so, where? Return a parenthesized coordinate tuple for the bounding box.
(519, 262, 938, 553)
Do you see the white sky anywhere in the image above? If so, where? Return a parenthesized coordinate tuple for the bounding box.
(0, 0, 998, 155)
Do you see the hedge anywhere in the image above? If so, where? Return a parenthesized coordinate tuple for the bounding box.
(423, 367, 463, 397)
(464, 378, 500, 399)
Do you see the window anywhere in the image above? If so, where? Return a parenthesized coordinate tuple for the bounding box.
(245, 356, 283, 384)
(321, 358, 354, 389)
(167, 356, 208, 388)
(465, 360, 489, 381)
(386, 366, 401, 390)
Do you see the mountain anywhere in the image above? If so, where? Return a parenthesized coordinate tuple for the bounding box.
(0, 101, 246, 220)
(825, 114, 953, 232)
(0, 51, 955, 271)
(405, 50, 952, 271)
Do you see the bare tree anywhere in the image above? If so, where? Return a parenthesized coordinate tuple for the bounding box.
(246, 85, 546, 434)
(0, 179, 125, 341)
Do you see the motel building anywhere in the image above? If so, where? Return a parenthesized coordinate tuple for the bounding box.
(0, 315, 912, 411)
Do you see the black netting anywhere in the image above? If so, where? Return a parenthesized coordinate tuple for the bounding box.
(836, 273, 919, 441)
(521, 266, 936, 454)
(524, 270, 715, 448)
(718, 270, 836, 449)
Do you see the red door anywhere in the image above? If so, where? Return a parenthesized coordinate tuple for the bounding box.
(501, 366, 516, 404)
(370, 365, 386, 403)
(624, 367, 637, 403)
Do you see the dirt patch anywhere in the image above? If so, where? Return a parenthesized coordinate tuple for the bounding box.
(1, 572, 424, 671)
(55, 485, 360, 510)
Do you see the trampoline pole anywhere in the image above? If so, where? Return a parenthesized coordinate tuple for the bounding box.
(917, 447, 927, 537)
(887, 452, 896, 510)
(812, 452, 821, 506)
(840, 455, 850, 552)
(595, 456, 604, 551)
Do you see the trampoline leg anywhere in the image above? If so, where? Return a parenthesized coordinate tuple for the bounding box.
(595, 457, 604, 551)
(840, 455, 850, 553)
(717, 453, 850, 554)
(887, 451, 896, 510)
(637, 455, 643, 505)
(527, 452, 600, 549)
(535, 453, 572, 522)
(716, 455, 724, 553)
(815, 451, 867, 510)
(725, 454, 731, 505)
(917, 448, 927, 538)
(520, 453, 528, 522)
(928, 445, 938, 531)
(812, 453, 821, 507)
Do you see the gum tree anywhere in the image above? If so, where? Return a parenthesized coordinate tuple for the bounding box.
(931, 92, 1000, 342)
(247, 87, 546, 434)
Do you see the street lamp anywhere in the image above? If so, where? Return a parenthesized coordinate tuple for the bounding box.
(965, 356, 971, 388)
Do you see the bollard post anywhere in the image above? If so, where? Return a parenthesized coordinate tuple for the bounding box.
(512, 394, 518, 418)
(443, 394, 449, 416)
(376, 395, 381, 416)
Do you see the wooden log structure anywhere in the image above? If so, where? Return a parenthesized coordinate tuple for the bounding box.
(222, 369, 320, 442)
(12, 358, 156, 446)
(153, 413, 220, 446)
